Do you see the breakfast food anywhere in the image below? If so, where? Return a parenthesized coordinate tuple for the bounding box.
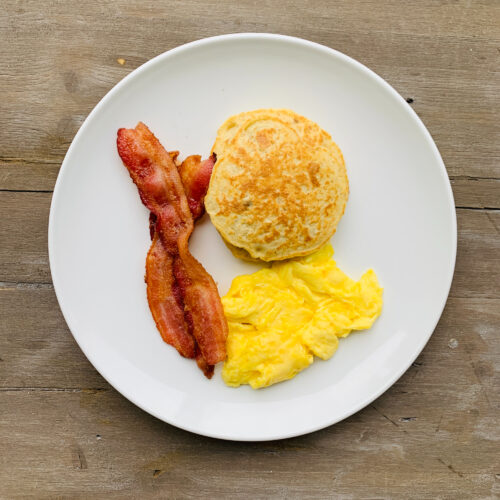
(222, 244, 383, 388)
(117, 110, 383, 386)
(172, 151, 217, 221)
(117, 122, 228, 377)
(205, 109, 349, 261)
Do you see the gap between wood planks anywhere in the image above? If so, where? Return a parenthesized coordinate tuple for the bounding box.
(0, 387, 108, 393)
(0, 189, 53, 193)
(455, 206, 500, 211)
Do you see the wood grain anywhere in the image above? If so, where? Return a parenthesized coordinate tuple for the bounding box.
(1, 0, 499, 498)
(0, 192, 50, 283)
(0, 0, 498, 179)
(0, 285, 105, 389)
(1, 292, 498, 497)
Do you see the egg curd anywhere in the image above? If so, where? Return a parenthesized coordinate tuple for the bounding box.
(221, 244, 383, 389)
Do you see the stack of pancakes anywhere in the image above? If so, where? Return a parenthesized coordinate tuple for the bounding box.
(205, 109, 349, 262)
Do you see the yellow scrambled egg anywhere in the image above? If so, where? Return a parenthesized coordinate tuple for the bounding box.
(221, 244, 383, 389)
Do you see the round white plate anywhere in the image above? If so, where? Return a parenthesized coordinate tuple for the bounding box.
(49, 34, 456, 441)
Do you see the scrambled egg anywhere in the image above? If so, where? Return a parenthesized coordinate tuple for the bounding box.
(221, 244, 383, 389)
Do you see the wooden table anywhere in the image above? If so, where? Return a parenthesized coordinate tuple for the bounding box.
(1, 1, 499, 497)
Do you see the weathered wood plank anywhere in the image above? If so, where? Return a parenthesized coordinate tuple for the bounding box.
(0, 285, 105, 389)
(0, 159, 60, 192)
(1, 191, 498, 298)
(451, 177, 500, 209)
(0, 192, 51, 283)
(0, 387, 497, 499)
(450, 208, 500, 299)
(0, 0, 498, 181)
(0, 297, 498, 497)
(1, 277, 498, 497)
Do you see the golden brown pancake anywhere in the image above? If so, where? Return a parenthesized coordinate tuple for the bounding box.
(205, 109, 349, 261)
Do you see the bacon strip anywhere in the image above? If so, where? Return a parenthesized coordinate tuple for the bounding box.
(177, 154, 216, 220)
(148, 153, 215, 239)
(145, 233, 195, 358)
(117, 123, 227, 377)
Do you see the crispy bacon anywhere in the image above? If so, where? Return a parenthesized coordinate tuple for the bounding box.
(148, 153, 214, 239)
(195, 345, 215, 378)
(117, 123, 227, 377)
(145, 233, 195, 358)
(177, 154, 216, 220)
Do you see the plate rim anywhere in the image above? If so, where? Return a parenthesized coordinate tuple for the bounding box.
(48, 32, 457, 441)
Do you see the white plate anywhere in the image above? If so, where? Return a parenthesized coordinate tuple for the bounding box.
(49, 34, 456, 441)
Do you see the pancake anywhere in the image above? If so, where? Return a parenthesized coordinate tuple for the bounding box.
(205, 109, 349, 261)
(222, 237, 260, 262)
